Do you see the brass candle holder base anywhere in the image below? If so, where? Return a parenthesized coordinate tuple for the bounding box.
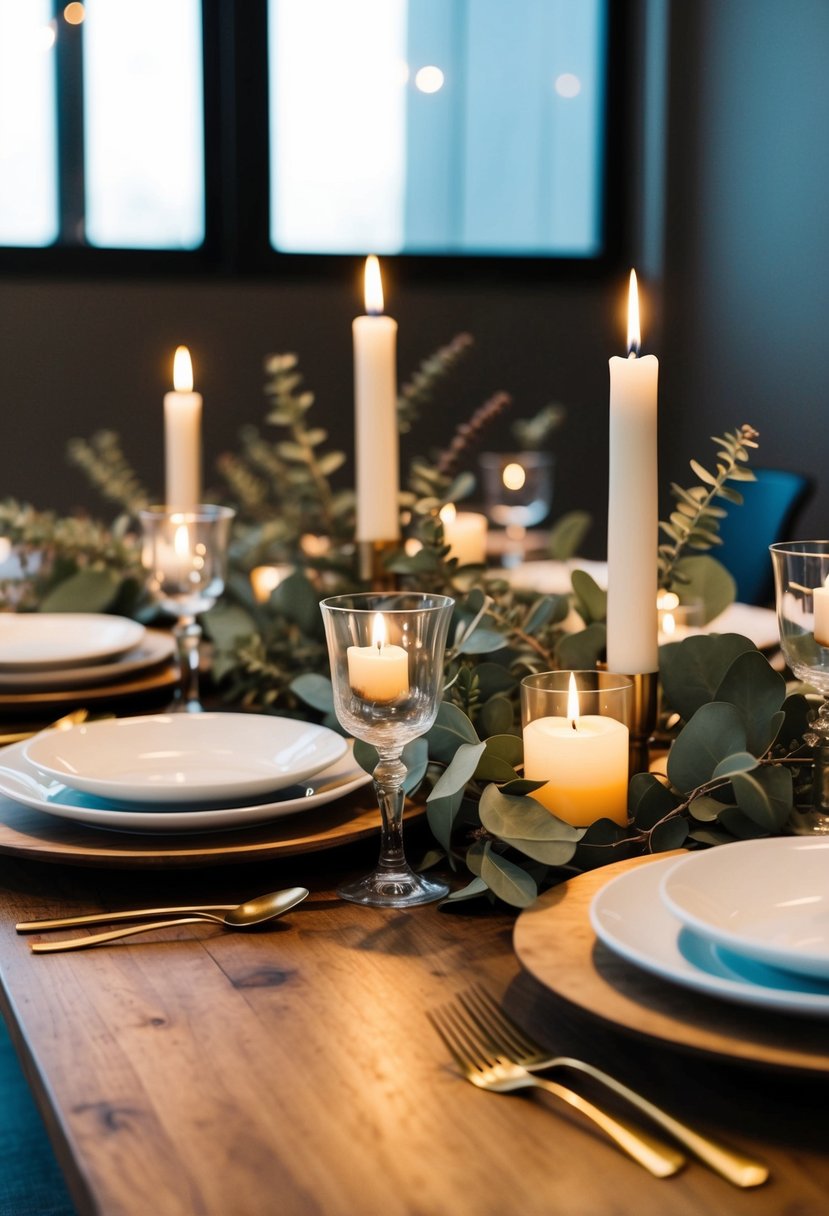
(627, 670, 659, 776)
(357, 539, 400, 591)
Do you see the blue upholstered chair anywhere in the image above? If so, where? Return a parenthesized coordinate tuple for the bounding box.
(716, 468, 814, 605)
(0, 1021, 76, 1216)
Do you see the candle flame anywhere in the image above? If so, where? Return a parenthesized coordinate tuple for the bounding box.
(173, 523, 191, 559)
(626, 269, 641, 356)
(567, 672, 580, 727)
(364, 255, 384, 315)
(173, 345, 194, 392)
(502, 462, 526, 491)
(439, 503, 457, 525)
(371, 612, 387, 651)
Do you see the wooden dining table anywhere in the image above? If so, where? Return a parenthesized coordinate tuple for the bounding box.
(0, 811, 828, 1216)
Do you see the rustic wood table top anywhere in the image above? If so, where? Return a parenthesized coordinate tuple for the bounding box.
(0, 836, 827, 1216)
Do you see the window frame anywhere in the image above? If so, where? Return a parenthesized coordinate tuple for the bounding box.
(0, 0, 631, 283)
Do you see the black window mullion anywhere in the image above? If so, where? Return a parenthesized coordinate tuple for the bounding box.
(53, 0, 86, 246)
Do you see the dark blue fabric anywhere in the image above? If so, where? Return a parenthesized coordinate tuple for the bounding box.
(0, 1018, 76, 1216)
(717, 468, 813, 605)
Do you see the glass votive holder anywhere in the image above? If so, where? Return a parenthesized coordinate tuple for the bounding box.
(657, 592, 705, 644)
(520, 670, 633, 827)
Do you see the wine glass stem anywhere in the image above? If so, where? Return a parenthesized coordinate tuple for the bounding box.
(174, 616, 203, 711)
(373, 751, 408, 872)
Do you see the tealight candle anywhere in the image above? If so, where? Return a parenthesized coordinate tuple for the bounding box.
(347, 612, 409, 702)
(439, 503, 488, 566)
(522, 673, 629, 826)
(164, 345, 202, 509)
(155, 521, 195, 584)
(815, 578, 829, 647)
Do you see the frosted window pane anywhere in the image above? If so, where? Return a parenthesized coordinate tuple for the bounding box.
(84, 0, 204, 249)
(0, 0, 58, 247)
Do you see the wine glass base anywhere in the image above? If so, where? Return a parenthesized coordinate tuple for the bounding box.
(787, 806, 829, 835)
(337, 867, 449, 908)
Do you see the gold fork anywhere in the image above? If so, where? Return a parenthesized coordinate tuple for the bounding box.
(428, 1000, 685, 1178)
(454, 986, 769, 1189)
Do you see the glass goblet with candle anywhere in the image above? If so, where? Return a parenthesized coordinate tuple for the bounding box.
(479, 451, 554, 568)
(521, 670, 633, 827)
(139, 505, 235, 712)
(770, 540, 829, 833)
(320, 591, 454, 907)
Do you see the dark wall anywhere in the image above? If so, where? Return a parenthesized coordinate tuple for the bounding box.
(660, 0, 829, 537)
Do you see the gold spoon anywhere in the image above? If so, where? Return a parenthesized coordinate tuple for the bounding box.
(27, 887, 309, 953)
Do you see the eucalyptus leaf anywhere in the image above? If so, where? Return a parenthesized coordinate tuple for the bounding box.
(479, 784, 582, 865)
(714, 649, 786, 755)
(479, 844, 538, 908)
(716, 806, 769, 839)
(667, 701, 747, 790)
(731, 766, 793, 832)
(39, 568, 120, 613)
(426, 701, 480, 765)
(271, 571, 322, 637)
(474, 734, 522, 783)
(628, 771, 678, 829)
(426, 787, 465, 859)
(428, 742, 487, 802)
(499, 777, 547, 795)
(571, 569, 607, 624)
(547, 510, 592, 561)
(711, 751, 758, 779)
(465, 838, 487, 876)
(441, 876, 489, 904)
(689, 794, 730, 822)
(556, 622, 606, 670)
(477, 695, 514, 738)
(455, 625, 509, 655)
(473, 662, 517, 701)
(667, 554, 735, 623)
(779, 693, 813, 748)
(523, 596, 559, 636)
(659, 633, 756, 722)
(650, 817, 690, 851)
(289, 672, 335, 714)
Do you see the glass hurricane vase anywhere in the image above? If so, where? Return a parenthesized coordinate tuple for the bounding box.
(320, 592, 454, 907)
(770, 540, 829, 833)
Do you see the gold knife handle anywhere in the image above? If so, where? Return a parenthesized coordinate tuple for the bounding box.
(17, 905, 235, 932)
(29, 916, 221, 952)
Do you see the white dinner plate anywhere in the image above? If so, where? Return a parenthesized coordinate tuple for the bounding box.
(0, 614, 145, 671)
(660, 838, 829, 980)
(24, 713, 348, 803)
(0, 629, 175, 691)
(589, 856, 829, 1016)
(0, 738, 370, 832)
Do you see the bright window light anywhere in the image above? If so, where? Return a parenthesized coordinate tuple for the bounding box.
(83, 0, 204, 249)
(269, 0, 408, 254)
(0, 0, 58, 247)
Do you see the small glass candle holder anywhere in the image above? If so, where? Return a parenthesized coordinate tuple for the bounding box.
(479, 451, 554, 567)
(320, 591, 454, 907)
(770, 541, 829, 833)
(140, 505, 235, 712)
(657, 592, 705, 644)
(521, 670, 633, 827)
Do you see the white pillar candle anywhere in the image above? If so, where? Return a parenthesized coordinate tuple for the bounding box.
(347, 612, 409, 702)
(814, 579, 829, 646)
(439, 504, 488, 566)
(607, 270, 659, 675)
(523, 674, 629, 826)
(164, 345, 202, 509)
(353, 257, 400, 543)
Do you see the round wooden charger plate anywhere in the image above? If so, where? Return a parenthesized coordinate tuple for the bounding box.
(0, 661, 179, 711)
(513, 852, 829, 1075)
(0, 788, 424, 869)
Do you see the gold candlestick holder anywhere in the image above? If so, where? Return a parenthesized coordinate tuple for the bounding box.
(627, 671, 659, 776)
(357, 539, 401, 591)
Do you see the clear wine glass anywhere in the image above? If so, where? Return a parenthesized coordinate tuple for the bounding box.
(139, 505, 235, 712)
(320, 591, 454, 906)
(479, 451, 554, 567)
(770, 540, 829, 833)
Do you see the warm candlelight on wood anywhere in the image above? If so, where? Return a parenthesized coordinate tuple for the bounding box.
(347, 611, 409, 702)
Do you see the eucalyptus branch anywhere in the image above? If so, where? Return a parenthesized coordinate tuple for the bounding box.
(658, 424, 759, 588)
(435, 391, 513, 479)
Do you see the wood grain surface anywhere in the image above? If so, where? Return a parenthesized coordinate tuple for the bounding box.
(0, 850, 827, 1216)
(513, 852, 829, 1074)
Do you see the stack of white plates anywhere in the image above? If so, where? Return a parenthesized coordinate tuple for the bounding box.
(0, 614, 178, 707)
(0, 713, 368, 833)
(590, 838, 829, 1016)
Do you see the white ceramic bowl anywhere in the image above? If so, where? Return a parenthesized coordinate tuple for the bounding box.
(660, 838, 829, 979)
(23, 713, 348, 804)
